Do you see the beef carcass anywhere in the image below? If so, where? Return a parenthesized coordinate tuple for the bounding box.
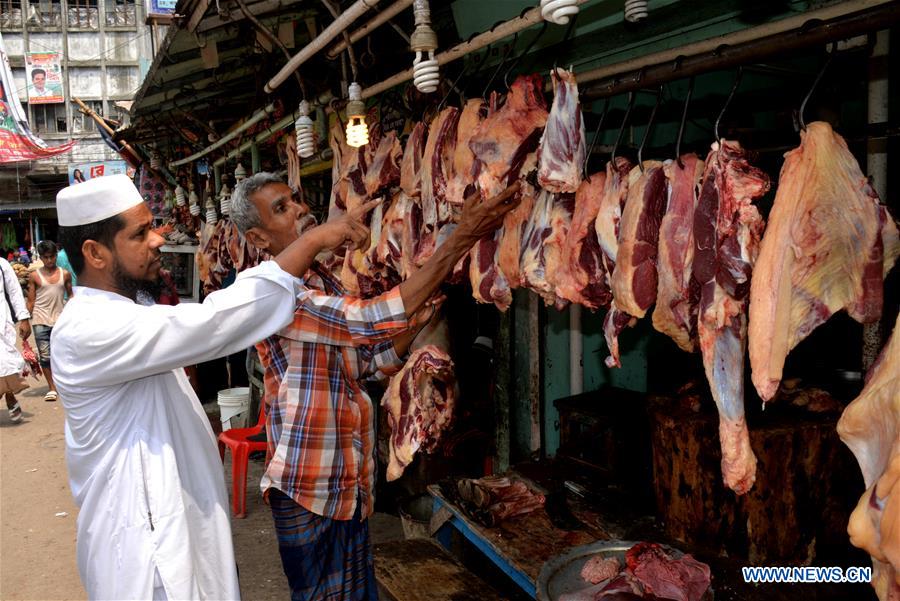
(400, 121, 427, 199)
(749, 121, 900, 402)
(594, 157, 634, 276)
(496, 170, 538, 289)
(363, 130, 402, 197)
(652, 155, 705, 352)
(375, 191, 412, 277)
(468, 76, 548, 309)
(604, 161, 667, 367)
(446, 98, 487, 209)
(327, 118, 352, 221)
(383, 345, 456, 481)
(538, 68, 585, 193)
(555, 171, 611, 309)
(521, 190, 575, 309)
(415, 107, 460, 267)
(694, 139, 769, 495)
(838, 315, 900, 601)
(470, 74, 548, 197)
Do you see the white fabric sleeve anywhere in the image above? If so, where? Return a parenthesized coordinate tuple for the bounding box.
(1, 259, 29, 321)
(56, 261, 301, 386)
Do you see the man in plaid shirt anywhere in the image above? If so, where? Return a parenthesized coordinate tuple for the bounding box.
(232, 173, 520, 601)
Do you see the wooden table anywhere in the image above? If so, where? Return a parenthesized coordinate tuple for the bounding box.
(374, 538, 506, 601)
(428, 484, 609, 599)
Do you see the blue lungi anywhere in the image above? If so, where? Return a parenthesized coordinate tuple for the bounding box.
(269, 489, 378, 601)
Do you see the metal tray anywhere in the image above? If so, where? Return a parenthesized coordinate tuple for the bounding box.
(536, 540, 713, 601)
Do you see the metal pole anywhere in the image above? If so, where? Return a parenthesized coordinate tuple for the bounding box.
(863, 29, 890, 371)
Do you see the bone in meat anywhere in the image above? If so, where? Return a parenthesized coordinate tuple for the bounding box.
(383, 345, 456, 482)
(749, 121, 900, 402)
(604, 161, 667, 367)
(652, 154, 705, 352)
(694, 139, 768, 495)
(555, 170, 611, 309)
(538, 68, 586, 193)
(521, 189, 574, 309)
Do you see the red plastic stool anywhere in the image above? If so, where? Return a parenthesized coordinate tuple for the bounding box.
(217, 404, 267, 518)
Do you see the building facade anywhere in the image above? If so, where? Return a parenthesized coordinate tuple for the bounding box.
(0, 0, 155, 230)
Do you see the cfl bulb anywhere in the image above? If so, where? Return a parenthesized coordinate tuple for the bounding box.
(295, 100, 315, 158)
(219, 183, 231, 215)
(541, 0, 579, 25)
(413, 50, 439, 93)
(624, 0, 648, 22)
(346, 117, 369, 148)
(345, 82, 368, 148)
(188, 189, 199, 206)
(174, 185, 186, 206)
(190, 203, 201, 216)
(234, 162, 247, 182)
(206, 207, 218, 225)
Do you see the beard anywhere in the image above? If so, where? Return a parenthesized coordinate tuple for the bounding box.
(112, 258, 162, 301)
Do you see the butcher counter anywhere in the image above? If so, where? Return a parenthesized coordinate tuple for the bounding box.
(424, 463, 875, 601)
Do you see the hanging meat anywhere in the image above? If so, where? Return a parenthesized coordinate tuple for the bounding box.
(470, 74, 548, 197)
(604, 161, 667, 367)
(521, 190, 574, 309)
(838, 315, 900, 601)
(694, 139, 769, 495)
(401, 121, 428, 199)
(538, 68, 586, 194)
(749, 121, 900, 402)
(415, 107, 460, 267)
(495, 166, 538, 290)
(383, 345, 456, 482)
(468, 76, 549, 310)
(594, 157, 634, 276)
(363, 130, 403, 198)
(327, 117, 351, 222)
(555, 171, 611, 309)
(652, 155, 705, 352)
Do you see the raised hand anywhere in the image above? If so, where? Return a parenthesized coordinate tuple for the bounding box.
(456, 182, 522, 242)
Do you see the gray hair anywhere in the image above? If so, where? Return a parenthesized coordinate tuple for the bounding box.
(230, 171, 285, 235)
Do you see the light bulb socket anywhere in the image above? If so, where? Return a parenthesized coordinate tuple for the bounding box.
(410, 25, 438, 53)
(346, 99, 366, 120)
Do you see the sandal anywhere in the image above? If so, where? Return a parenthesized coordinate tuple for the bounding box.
(8, 402, 22, 423)
(44, 391, 58, 402)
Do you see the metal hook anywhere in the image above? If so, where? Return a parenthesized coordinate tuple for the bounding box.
(552, 13, 579, 71)
(638, 86, 663, 172)
(611, 90, 636, 166)
(482, 35, 517, 98)
(584, 98, 610, 179)
(799, 42, 837, 131)
(676, 76, 694, 168)
(438, 62, 470, 111)
(504, 20, 548, 90)
(714, 66, 743, 142)
(465, 43, 492, 96)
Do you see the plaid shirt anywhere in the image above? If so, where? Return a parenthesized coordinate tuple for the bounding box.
(259, 263, 407, 521)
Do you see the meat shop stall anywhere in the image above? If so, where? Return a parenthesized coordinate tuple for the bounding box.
(124, 1, 900, 600)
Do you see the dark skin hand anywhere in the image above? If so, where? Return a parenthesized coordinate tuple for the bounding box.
(395, 182, 521, 318)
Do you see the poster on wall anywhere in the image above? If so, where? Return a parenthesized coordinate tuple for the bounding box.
(0, 33, 75, 162)
(25, 52, 63, 104)
(68, 160, 132, 185)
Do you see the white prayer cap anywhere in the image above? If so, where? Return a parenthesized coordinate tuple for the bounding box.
(56, 174, 144, 226)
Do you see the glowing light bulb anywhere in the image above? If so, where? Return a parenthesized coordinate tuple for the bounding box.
(295, 100, 315, 158)
(345, 82, 369, 148)
(541, 0, 580, 25)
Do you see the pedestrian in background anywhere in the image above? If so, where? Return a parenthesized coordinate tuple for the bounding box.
(0, 257, 30, 422)
(27, 240, 72, 401)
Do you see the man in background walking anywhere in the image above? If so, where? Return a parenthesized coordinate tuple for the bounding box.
(0, 257, 30, 422)
(27, 240, 72, 401)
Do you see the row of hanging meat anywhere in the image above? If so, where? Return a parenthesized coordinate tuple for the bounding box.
(327, 68, 900, 496)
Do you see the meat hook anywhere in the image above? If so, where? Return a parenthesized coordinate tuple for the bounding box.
(675, 76, 694, 169)
(714, 66, 743, 142)
(503, 20, 549, 90)
(552, 12, 579, 72)
(482, 34, 518, 98)
(438, 62, 471, 111)
(799, 42, 837, 131)
(637, 85, 663, 172)
(464, 43, 493, 97)
(583, 98, 610, 180)
(611, 90, 636, 166)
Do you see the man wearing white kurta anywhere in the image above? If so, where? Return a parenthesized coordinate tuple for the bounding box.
(51, 174, 372, 600)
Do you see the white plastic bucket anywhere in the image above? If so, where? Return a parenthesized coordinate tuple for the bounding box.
(217, 387, 250, 431)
